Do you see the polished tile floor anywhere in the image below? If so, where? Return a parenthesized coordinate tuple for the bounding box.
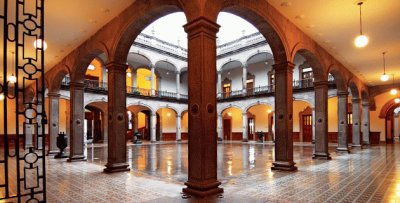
(4, 142, 400, 202)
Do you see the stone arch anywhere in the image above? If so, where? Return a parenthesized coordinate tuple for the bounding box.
(219, 105, 244, 115)
(155, 105, 179, 115)
(219, 60, 244, 71)
(220, 0, 290, 64)
(348, 78, 361, 99)
(111, 0, 184, 63)
(245, 51, 273, 66)
(379, 99, 400, 119)
(127, 102, 155, 113)
(70, 49, 108, 83)
(327, 64, 348, 92)
(292, 48, 326, 82)
(84, 97, 108, 107)
(48, 64, 71, 93)
(244, 101, 273, 112)
(127, 52, 154, 69)
(154, 60, 178, 72)
(293, 97, 314, 108)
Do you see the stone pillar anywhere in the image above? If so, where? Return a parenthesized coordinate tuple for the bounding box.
(176, 71, 181, 99)
(93, 110, 101, 142)
(352, 98, 362, 147)
(242, 113, 248, 142)
(24, 104, 33, 148)
(176, 114, 181, 141)
(362, 102, 370, 146)
(217, 114, 223, 141)
(336, 91, 350, 152)
(217, 71, 222, 98)
(312, 107, 316, 143)
(150, 113, 156, 142)
(67, 82, 86, 162)
(242, 64, 247, 96)
(35, 101, 43, 150)
(150, 64, 155, 96)
(103, 62, 129, 173)
(183, 17, 223, 197)
(47, 92, 60, 155)
(271, 62, 297, 171)
(132, 69, 137, 88)
(102, 65, 107, 83)
(312, 81, 331, 159)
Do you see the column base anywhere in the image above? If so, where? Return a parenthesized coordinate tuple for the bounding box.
(336, 147, 350, 153)
(351, 144, 362, 148)
(54, 152, 69, 159)
(271, 161, 297, 171)
(104, 163, 130, 173)
(242, 138, 248, 142)
(176, 139, 182, 143)
(312, 152, 332, 160)
(183, 180, 223, 198)
(362, 143, 370, 149)
(46, 150, 58, 156)
(151, 140, 157, 143)
(217, 138, 223, 142)
(67, 155, 87, 162)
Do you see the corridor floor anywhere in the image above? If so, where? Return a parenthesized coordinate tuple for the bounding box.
(45, 142, 400, 202)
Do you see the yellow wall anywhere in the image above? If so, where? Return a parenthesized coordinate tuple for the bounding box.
(181, 112, 188, 133)
(370, 92, 399, 141)
(86, 58, 103, 81)
(293, 101, 312, 132)
(222, 107, 242, 132)
(126, 68, 132, 87)
(328, 97, 338, 132)
(247, 105, 272, 132)
(158, 108, 176, 133)
(59, 98, 69, 133)
(138, 112, 147, 129)
(136, 68, 157, 90)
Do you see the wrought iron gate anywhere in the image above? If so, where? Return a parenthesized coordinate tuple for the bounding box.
(1, 0, 46, 202)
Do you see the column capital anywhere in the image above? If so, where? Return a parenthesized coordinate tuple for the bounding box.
(184, 17, 220, 38)
(313, 81, 329, 87)
(217, 70, 222, 74)
(69, 82, 85, 90)
(337, 91, 348, 97)
(352, 98, 361, 103)
(106, 62, 128, 73)
(362, 102, 370, 107)
(242, 112, 247, 116)
(242, 63, 248, 69)
(272, 61, 295, 73)
(47, 92, 61, 98)
(176, 114, 181, 118)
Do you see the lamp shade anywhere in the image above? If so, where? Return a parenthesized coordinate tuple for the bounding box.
(354, 35, 368, 48)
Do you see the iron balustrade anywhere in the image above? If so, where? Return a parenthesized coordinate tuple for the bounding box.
(155, 90, 178, 99)
(293, 78, 314, 89)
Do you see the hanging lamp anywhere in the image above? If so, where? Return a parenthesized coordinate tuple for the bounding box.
(354, 2, 368, 48)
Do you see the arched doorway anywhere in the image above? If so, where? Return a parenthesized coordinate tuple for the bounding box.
(246, 104, 274, 141)
(221, 107, 243, 141)
(156, 107, 178, 141)
(293, 100, 313, 142)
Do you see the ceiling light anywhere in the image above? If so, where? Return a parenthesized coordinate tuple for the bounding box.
(267, 110, 272, 114)
(33, 39, 47, 50)
(354, 2, 368, 48)
(228, 112, 232, 116)
(395, 98, 400, 103)
(380, 52, 389, 82)
(167, 113, 171, 117)
(127, 72, 132, 77)
(87, 64, 95, 70)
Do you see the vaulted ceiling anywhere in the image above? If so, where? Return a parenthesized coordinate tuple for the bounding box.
(42, 0, 399, 86)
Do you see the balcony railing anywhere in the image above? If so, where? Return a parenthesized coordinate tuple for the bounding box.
(293, 78, 314, 89)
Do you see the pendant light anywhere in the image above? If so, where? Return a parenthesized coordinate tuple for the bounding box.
(390, 74, 398, 95)
(380, 52, 389, 82)
(395, 98, 400, 104)
(354, 1, 368, 48)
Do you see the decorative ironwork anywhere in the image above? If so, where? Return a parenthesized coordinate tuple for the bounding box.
(1, 0, 46, 202)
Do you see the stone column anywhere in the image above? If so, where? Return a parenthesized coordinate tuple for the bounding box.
(312, 81, 331, 159)
(217, 71, 222, 98)
(150, 113, 156, 142)
(271, 62, 297, 171)
(150, 64, 155, 96)
(217, 114, 223, 141)
(176, 114, 181, 141)
(176, 71, 181, 99)
(362, 102, 370, 146)
(242, 64, 247, 96)
(132, 69, 137, 88)
(35, 100, 43, 150)
(352, 98, 362, 147)
(93, 110, 101, 142)
(183, 18, 223, 197)
(47, 92, 60, 155)
(312, 107, 316, 143)
(104, 62, 129, 173)
(336, 91, 350, 152)
(24, 104, 33, 148)
(67, 82, 86, 162)
(242, 113, 248, 142)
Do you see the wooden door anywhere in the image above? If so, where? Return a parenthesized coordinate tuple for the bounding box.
(247, 81, 254, 96)
(347, 113, 353, 144)
(223, 118, 232, 140)
(302, 115, 312, 142)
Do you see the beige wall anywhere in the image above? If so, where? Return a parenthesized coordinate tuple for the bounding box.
(181, 112, 188, 133)
(293, 100, 312, 132)
(222, 107, 243, 132)
(248, 105, 272, 132)
(369, 92, 399, 141)
(328, 97, 338, 132)
(158, 108, 176, 133)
